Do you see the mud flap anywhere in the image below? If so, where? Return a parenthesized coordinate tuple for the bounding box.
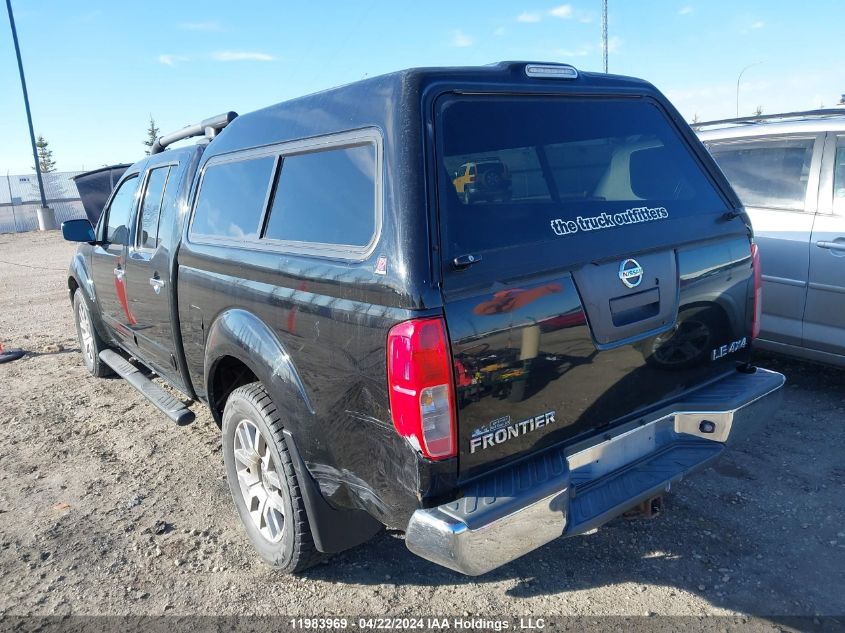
(283, 429, 383, 554)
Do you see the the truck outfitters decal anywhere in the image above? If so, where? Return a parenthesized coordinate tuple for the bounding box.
(470, 411, 556, 453)
(550, 206, 670, 237)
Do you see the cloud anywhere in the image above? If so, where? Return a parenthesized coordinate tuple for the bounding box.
(158, 54, 188, 66)
(679, 5, 694, 15)
(211, 51, 276, 62)
(517, 11, 542, 23)
(449, 29, 474, 47)
(519, 6, 591, 24)
(180, 21, 223, 31)
(493, 26, 506, 36)
(737, 18, 766, 34)
(607, 36, 623, 54)
(77, 10, 102, 23)
(549, 4, 573, 18)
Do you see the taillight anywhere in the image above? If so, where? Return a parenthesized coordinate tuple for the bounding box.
(751, 243, 762, 340)
(387, 317, 456, 460)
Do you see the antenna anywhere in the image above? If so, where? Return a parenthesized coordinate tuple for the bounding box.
(602, 0, 608, 73)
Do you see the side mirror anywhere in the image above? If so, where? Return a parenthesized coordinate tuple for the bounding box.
(61, 218, 97, 244)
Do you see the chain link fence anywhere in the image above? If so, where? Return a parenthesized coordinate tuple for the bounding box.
(0, 171, 87, 234)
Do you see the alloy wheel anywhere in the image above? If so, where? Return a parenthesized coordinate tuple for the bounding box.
(232, 419, 286, 543)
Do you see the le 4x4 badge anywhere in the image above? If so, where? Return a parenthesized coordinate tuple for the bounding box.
(711, 337, 747, 361)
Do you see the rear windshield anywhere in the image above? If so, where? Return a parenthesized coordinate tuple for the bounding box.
(437, 96, 729, 257)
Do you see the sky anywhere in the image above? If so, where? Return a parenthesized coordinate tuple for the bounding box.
(1, 0, 843, 174)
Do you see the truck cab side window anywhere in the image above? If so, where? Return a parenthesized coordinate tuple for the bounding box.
(137, 167, 172, 250)
(191, 157, 275, 240)
(105, 175, 139, 245)
(263, 143, 376, 247)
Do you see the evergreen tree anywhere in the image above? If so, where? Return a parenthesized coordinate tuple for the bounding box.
(34, 135, 56, 173)
(144, 115, 161, 155)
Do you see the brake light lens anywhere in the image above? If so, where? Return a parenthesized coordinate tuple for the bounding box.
(387, 317, 456, 460)
(751, 242, 762, 340)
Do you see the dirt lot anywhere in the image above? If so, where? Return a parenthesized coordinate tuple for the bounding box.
(0, 231, 843, 622)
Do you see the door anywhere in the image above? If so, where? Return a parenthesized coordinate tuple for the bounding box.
(434, 94, 753, 479)
(707, 135, 823, 346)
(123, 164, 177, 373)
(804, 133, 845, 358)
(90, 173, 140, 343)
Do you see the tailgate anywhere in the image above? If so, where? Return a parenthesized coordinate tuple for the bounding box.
(433, 93, 754, 479)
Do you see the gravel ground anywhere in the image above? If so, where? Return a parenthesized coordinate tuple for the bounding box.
(0, 231, 843, 623)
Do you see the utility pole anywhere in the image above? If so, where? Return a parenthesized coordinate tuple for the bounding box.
(601, 0, 608, 73)
(5, 0, 56, 230)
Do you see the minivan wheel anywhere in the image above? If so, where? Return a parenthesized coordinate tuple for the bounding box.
(644, 306, 722, 369)
(222, 382, 322, 573)
(72, 290, 112, 377)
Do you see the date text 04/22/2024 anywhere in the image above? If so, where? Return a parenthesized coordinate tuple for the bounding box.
(288, 617, 547, 630)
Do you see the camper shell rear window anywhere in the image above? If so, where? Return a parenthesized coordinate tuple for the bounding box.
(436, 95, 729, 259)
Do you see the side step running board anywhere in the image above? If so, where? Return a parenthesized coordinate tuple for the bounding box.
(99, 349, 195, 426)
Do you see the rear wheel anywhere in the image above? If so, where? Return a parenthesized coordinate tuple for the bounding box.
(72, 290, 112, 377)
(222, 382, 322, 573)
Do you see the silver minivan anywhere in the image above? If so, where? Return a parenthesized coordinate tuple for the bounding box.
(697, 109, 845, 367)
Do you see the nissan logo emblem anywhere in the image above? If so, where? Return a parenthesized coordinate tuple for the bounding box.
(618, 258, 644, 289)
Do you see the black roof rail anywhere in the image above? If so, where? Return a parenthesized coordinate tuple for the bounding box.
(151, 111, 238, 154)
(692, 107, 845, 131)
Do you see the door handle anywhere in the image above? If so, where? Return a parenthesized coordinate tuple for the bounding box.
(149, 276, 165, 294)
(815, 240, 845, 252)
(113, 267, 124, 280)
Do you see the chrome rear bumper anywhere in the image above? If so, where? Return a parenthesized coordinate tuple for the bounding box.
(405, 367, 784, 576)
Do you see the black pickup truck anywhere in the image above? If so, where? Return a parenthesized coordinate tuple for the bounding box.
(62, 61, 784, 576)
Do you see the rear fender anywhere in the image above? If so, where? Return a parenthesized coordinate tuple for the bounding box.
(203, 308, 314, 428)
(203, 308, 383, 551)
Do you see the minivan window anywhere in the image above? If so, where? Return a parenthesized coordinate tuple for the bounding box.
(437, 96, 729, 257)
(708, 138, 814, 212)
(264, 144, 376, 248)
(137, 166, 171, 250)
(191, 156, 275, 240)
(834, 136, 845, 214)
(105, 175, 139, 246)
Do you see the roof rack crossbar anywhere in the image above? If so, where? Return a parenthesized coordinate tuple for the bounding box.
(151, 111, 238, 154)
(692, 108, 845, 131)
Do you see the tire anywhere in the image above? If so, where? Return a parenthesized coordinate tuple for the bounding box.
(72, 289, 112, 378)
(222, 382, 322, 573)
